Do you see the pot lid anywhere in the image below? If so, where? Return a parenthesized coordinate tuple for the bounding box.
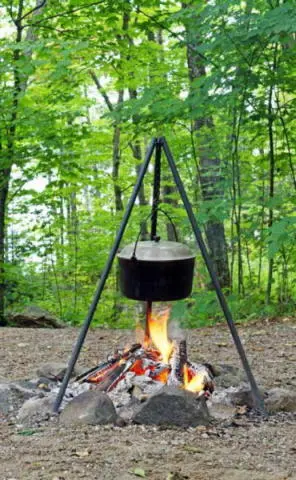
(117, 240, 195, 262)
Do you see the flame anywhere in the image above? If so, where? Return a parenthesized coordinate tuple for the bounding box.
(183, 364, 205, 393)
(153, 368, 169, 383)
(83, 304, 214, 399)
(147, 307, 173, 364)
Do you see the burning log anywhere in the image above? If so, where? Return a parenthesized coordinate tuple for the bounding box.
(75, 344, 141, 383)
(95, 363, 129, 392)
(176, 339, 188, 382)
(75, 307, 215, 399)
(184, 362, 215, 397)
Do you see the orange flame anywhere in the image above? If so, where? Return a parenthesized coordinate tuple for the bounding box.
(147, 306, 173, 364)
(183, 364, 205, 393)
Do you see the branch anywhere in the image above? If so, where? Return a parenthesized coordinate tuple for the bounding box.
(17, 0, 24, 23)
(24, 0, 106, 28)
(138, 8, 218, 69)
(6, 0, 17, 26)
(20, 0, 47, 21)
(89, 70, 114, 112)
(275, 91, 296, 191)
(35, 24, 77, 37)
(220, 24, 252, 67)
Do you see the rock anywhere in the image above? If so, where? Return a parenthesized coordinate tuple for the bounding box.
(59, 390, 117, 426)
(0, 383, 14, 415)
(17, 395, 55, 426)
(132, 385, 149, 402)
(0, 381, 37, 415)
(7, 305, 63, 328)
(211, 383, 265, 409)
(115, 416, 127, 427)
(228, 384, 255, 408)
(213, 364, 247, 388)
(265, 388, 296, 413)
(132, 386, 210, 427)
(117, 399, 142, 423)
(36, 363, 84, 382)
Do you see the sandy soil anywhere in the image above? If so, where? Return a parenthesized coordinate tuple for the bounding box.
(0, 319, 296, 480)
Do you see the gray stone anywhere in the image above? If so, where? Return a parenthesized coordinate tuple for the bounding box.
(0, 381, 37, 415)
(17, 395, 55, 426)
(228, 384, 255, 408)
(213, 364, 247, 388)
(59, 390, 117, 426)
(36, 362, 84, 382)
(114, 416, 127, 427)
(211, 383, 265, 409)
(265, 388, 296, 413)
(8, 305, 63, 328)
(0, 383, 13, 415)
(132, 386, 210, 427)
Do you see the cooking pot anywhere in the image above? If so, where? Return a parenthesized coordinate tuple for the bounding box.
(117, 239, 195, 301)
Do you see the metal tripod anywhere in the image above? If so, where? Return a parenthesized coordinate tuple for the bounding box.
(53, 137, 266, 414)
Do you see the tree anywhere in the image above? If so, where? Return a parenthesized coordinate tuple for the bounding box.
(0, 0, 46, 325)
(181, 1, 230, 288)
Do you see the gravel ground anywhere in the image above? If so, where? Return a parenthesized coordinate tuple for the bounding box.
(0, 319, 296, 480)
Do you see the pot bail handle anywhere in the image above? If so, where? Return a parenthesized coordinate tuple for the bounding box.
(131, 207, 178, 260)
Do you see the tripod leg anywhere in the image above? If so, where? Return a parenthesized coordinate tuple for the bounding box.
(161, 137, 266, 414)
(53, 138, 157, 413)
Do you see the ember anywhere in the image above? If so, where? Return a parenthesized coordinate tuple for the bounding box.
(77, 306, 214, 398)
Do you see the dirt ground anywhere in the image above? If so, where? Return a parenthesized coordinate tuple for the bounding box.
(1, 319, 296, 480)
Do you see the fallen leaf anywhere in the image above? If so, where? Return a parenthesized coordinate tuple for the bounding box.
(236, 405, 248, 415)
(251, 330, 266, 336)
(183, 445, 203, 453)
(195, 425, 207, 432)
(37, 383, 49, 390)
(216, 342, 228, 347)
(74, 448, 90, 457)
(132, 467, 146, 477)
(166, 473, 188, 480)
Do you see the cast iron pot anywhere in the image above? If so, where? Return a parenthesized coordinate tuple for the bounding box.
(117, 240, 195, 301)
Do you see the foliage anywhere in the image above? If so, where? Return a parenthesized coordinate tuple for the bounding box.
(0, 0, 295, 328)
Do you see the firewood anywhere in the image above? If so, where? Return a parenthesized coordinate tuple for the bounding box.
(76, 343, 141, 383)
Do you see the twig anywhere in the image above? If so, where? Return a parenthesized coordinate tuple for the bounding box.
(137, 8, 218, 69)
(20, 0, 47, 21)
(89, 70, 114, 112)
(24, 0, 106, 29)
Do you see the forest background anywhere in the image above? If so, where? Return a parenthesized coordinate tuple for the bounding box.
(0, 0, 295, 328)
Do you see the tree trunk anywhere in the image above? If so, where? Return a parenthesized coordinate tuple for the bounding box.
(0, 0, 46, 325)
(128, 89, 149, 239)
(182, 2, 230, 288)
(266, 44, 278, 304)
(0, 5, 23, 325)
(0, 166, 12, 326)
(112, 120, 124, 213)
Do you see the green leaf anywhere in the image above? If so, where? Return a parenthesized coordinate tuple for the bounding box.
(132, 468, 146, 478)
(17, 429, 38, 436)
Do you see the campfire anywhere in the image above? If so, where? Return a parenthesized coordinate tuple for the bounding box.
(77, 305, 214, 399)
(52, 138, 265, 417)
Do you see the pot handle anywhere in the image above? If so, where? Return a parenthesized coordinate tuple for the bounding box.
(131, 207, 178, 260)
